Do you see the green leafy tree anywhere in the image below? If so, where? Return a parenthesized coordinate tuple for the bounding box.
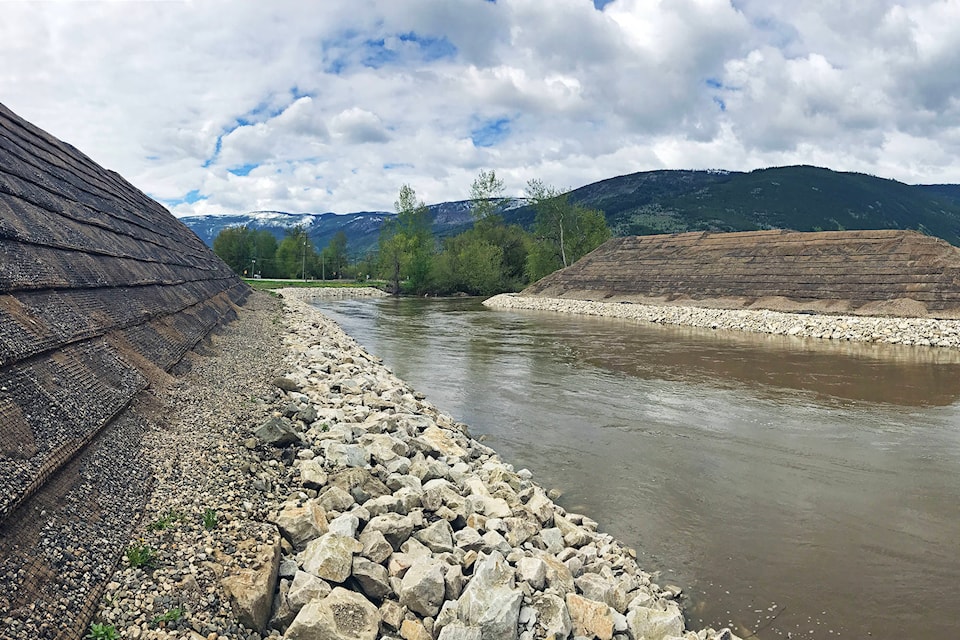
(212, 226, 253, 275)
(250, 230, 278, 278)
(470, 169, 506, 221)
(212, 226, 279, 277)
(354, 251, 379, 282)
(525, 179, 611, 281)
(434, 168, 530, 293)
(276, 225, 318, 279)
(432, 232, 506, 295)
(321, 231, 349, 279)
(378, 184, 434, 294)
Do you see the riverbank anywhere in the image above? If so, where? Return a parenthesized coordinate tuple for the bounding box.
(89, 287, 739, 640)
(484, 293, 960, 349)
(271, 286, 390, 300)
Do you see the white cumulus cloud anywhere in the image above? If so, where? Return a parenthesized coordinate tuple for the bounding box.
(1, 0, 957, 217)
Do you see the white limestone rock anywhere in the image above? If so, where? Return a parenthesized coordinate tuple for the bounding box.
(284, 587, 380, 640)
(300, 533, 363, 583)
(399, 557, 447, 617)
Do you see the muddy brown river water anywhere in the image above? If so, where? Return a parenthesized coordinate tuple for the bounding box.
(313, 296, 960, 639)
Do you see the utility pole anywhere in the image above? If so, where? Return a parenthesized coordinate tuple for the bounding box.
(301, 238, 306, 281)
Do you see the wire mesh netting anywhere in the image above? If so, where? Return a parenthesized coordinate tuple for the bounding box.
(0, 101, 249, 639)
(526, 229, 960, 313)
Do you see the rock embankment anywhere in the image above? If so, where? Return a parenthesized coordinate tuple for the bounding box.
(277, 286, 389, 302)
(91, 289, 739, 640)
(484, 293, 960, 349)
(255, 292, 738, 640)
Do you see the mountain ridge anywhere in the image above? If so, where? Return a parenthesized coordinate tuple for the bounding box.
(178, 166, 960, 255)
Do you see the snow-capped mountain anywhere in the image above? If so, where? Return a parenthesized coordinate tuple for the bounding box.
(179, 199, 528, 256)
(179, 210, 395, 256)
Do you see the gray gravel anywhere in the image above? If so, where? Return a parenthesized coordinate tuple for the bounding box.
(92, 291, 288, 640)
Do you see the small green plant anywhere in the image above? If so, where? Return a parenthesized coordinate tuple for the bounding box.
(320, 422, 330, 433)
(125, 541, 158, 569)
(151, 607, 184, 626)
(85, 622, 119, 640)
(203, 508, 218, 530)
(147, 508, 180, 531)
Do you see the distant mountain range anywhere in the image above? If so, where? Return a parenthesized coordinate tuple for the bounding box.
(178, 165, 960, 256)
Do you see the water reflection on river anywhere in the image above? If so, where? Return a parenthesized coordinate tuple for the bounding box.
(313, 296, 960, 639)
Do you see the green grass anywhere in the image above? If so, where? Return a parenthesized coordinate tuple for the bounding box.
(243, 279, 387, 290)
(85, 623, 119, 640)
(147, 508, 181, 532)
(152, 607, 184, 626)
(125, 542, 158, 569)
(203, 508, 218, 530)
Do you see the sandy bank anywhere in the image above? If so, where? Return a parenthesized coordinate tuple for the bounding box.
(484, 293, 960, 349)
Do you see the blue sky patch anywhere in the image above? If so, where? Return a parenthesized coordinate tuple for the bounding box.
(398, 32, 457, 62)
(471, 117, 511, 148)
(706, 78, 724, 89)
(383, 162, 414, 170)
(327, 30, 458, 71)
(362, 38, 398, 68)
(164, 189, 206, 208)
(237, 87, 311, 126)
(202, 89, 310, 168)
(229, 163, 258, 177)
(713, 97, 727, 112)
(202, 136, 223, 168)
(593, 0, 615, 9)
(182, 189, 204, 204)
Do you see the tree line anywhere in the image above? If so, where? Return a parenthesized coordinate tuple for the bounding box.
(213, 226, 348, 280)
(212, 170, 611, 294)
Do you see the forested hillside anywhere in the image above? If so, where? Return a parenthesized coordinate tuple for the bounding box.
(180, 166, 960, 253)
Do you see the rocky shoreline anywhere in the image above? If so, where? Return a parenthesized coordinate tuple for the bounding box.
(484, 293, 960, 349)
(277, 286, 391, 300)
(89, 287, 739, 640)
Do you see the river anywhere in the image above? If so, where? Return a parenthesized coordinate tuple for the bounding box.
(312, 296, 960, 639)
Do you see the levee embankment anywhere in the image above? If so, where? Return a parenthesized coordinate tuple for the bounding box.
(500, 228, 960, 347)
(523, 229, 960, 319)
(0, 102, 248, 637)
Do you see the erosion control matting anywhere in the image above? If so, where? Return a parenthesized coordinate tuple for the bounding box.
(0, 101, 249, 638)
(524, 229, 960, 317)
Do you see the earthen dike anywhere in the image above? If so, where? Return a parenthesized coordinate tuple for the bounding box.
(523, 229, 960, 319)
(0, 101, 248, 637)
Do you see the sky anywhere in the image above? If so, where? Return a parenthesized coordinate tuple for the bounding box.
(2, 0, 959, 217)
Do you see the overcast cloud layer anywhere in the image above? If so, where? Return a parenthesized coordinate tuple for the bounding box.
(2, 0, 959, 217)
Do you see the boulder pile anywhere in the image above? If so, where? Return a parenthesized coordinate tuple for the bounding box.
(245, 293, 739, 640)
